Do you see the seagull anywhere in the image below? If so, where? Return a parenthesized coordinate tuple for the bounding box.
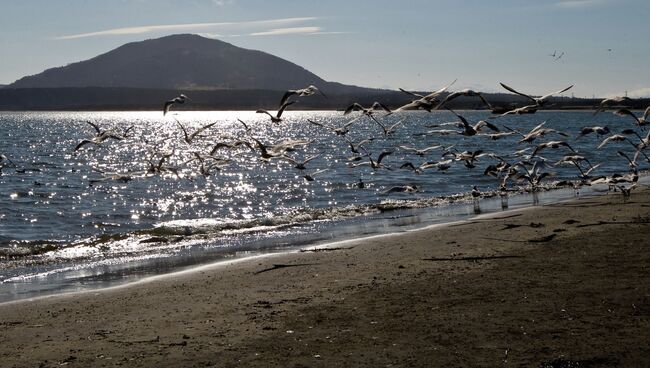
(283, 154, 321, 170)
(303, 168, 328, 182)
(344, 137, 375, 155)
(74, 121, 126, 151)
(344, 102, 392, 119)
(249, 137, 287, 161)
(307, 118, 357, 136)
(236, 119, 253, 135)
(498, 104, 539, 116)
(0, 154, 16, 168)
(89, 168, 139, 185)
(445, 108, 500, 136)
(146, 150, 179, 177)
(504, 121, 569, 143)
(384, 185, 418, 194)
(471, 186, 481, 199)
(396, 79, 457, 111)
(512, 161, 554, 188)
(280, 85, 326, 107)
(186, 152, 229, 177)
(530, 140, 575, 157)
(398, 144, 445, 156)
(597, 134, 636, 149)
(436, 89, 492, 110)
(555, 154, 594, 169)
(399, 161, 441, 174)
(256, 100, 295, 123)
(499, 83, 573, 107)
(376, 120, 403, 136)
(444, 149, 489, 169)
(349, 151, 393, 170)
(613, 107, 650, 127)
(617, 150, 638, 168)
(176, 120, 217, 144)
(577, 126, 610, 139)
(594, 96, 633, 115)
(163, 94, 188, 116)
(483, 131, 518, 140)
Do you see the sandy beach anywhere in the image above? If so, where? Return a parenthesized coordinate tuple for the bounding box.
(1, 190, 649, 367)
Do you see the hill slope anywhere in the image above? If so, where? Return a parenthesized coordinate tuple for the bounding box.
(9, 34, 366, 93)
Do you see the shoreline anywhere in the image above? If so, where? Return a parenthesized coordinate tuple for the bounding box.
(0, 183, 608, 304)
(1, 188, 649, 366)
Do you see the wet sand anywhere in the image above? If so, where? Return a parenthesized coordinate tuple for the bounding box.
(1, 190, 650, 367)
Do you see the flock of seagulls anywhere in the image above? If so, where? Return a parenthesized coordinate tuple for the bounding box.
(1, 82, 647, 207)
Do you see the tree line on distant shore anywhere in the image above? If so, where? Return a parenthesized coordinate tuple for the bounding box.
(0, 87, 647, 111)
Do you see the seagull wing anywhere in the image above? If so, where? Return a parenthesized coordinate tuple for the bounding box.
(398, 88, 424, 98)
(190, 122, 217, 141)
(279, 90, 296, 108)
(476, 92, 493, 109)
(277, 101, 296, 118)
(475, 120, 500, 132)
(86, 121, 101, 134)
(499, 83, 535, 103)
(74, 139, 97, 151)
(377, 150, 393, 164)
(539, 85, 574, 101)
(307, 119, 326, 129)
(372, 102, 392, 114)
(344, 103, 364, 115)
(424, 78, 457, 100)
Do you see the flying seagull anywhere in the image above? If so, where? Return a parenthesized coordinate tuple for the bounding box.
(257, 101, 296, 123)
(279, 85, 326, 107)
(163, 94, 188, 116)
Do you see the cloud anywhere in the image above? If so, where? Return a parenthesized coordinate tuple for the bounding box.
(249, 27, 322, 36)
(212, 0, 232, 5)
(54, 17, 317, 40)
(554, 0, 609, 8)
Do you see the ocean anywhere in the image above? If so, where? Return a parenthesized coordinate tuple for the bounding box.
(0, 110, 643, 302)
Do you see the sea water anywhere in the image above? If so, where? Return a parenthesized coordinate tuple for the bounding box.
(0, 110, 643, 302)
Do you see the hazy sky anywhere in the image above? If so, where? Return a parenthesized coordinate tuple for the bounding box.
(1, 0, 648, 97)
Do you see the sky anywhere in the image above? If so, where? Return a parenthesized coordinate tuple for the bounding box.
(1, 0, 649, 98)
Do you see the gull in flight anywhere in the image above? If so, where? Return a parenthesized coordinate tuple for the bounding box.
(307, 118, 357, 136)
(530, 140, 575, 158)
(163, 94, 188, 116)
(176, 120, 217, 144)
(613, 107, 650, 127)
(436, 89, 492, 110)
(594, 96, 633, 115)
(257, 101, 295, 123)
(349, 151, 393, 170)
(396, 79, 457, 112)
(499, 83, 573, 107)
(445, 108, 500, 137)
(280, 85, 326, 107)
(577, 126, 610, 139)
(74, 121, 131, 151)
(504, 121, 569, 143)
(303, 169, 328, 182)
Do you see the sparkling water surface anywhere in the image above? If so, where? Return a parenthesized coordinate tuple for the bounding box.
(0, 110, 643, 302)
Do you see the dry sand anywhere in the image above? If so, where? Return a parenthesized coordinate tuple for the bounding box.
(1, 190, 650, 367)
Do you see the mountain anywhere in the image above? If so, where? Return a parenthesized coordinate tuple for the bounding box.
(9, 34, 369, 94)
